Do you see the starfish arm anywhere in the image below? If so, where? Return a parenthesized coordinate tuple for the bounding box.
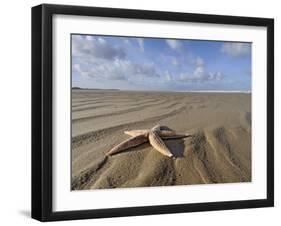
(161, 134, 192, 140)
(106, 134, 148, 156)
(125, 129, 191, 139)
(125, 127, 191, 139)
(151, 124, 161, 131)
(124, 130, 149, 137)
(157, 130, 177, 137)
(148, 131, 173, 157)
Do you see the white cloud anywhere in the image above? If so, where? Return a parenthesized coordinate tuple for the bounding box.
(72, 64, 89, 78)
(85, 35, 93, 41)
(195, 56, 204, 66)
(178, 66, 224, 83)
(97, 37, 106, 44)
(136, 38, 145, 52)
(166, 39, 182, 51)
(72, 35, 229, 90)
(73, 35, 160, 82)
(73, 35, 153, 81)
(73, 58, 159, 83)
(171, 57, 180, 66)
(193, 66, 204, 77)
(221, 42, 251, 57)
(164, 71, 172, 81)
(72, 35, 126, 60)
(123, 39, 131, 45)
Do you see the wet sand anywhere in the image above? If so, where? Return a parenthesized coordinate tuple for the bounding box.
(71, 89, 251, 190)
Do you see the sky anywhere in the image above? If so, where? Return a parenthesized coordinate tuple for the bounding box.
(72, 34, 251, 92)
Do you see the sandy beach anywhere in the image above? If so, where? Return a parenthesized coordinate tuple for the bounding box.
(71, 89, 251, 190)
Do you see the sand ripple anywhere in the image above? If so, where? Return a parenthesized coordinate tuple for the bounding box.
(71, 90, 251, 190)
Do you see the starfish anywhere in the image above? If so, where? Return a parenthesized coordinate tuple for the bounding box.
(105, 125, 191, 158)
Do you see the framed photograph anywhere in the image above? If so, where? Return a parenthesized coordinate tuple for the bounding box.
(32, 4, 274, 221)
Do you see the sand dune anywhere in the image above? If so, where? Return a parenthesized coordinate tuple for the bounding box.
(71, 90, 251, 190)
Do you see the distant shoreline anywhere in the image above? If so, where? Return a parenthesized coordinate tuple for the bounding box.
(72, 87, 120, 91)
(72, 87, 251, 94)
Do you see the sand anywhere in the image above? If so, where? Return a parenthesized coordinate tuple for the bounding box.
(71, 89, 251, 190)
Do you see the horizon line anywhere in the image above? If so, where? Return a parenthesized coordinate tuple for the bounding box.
(72, 87, 251, 93)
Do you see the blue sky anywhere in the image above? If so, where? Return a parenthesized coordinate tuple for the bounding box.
(72, 34, 251, 91)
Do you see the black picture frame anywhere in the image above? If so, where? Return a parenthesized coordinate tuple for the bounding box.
(32, 3, 274, 222)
